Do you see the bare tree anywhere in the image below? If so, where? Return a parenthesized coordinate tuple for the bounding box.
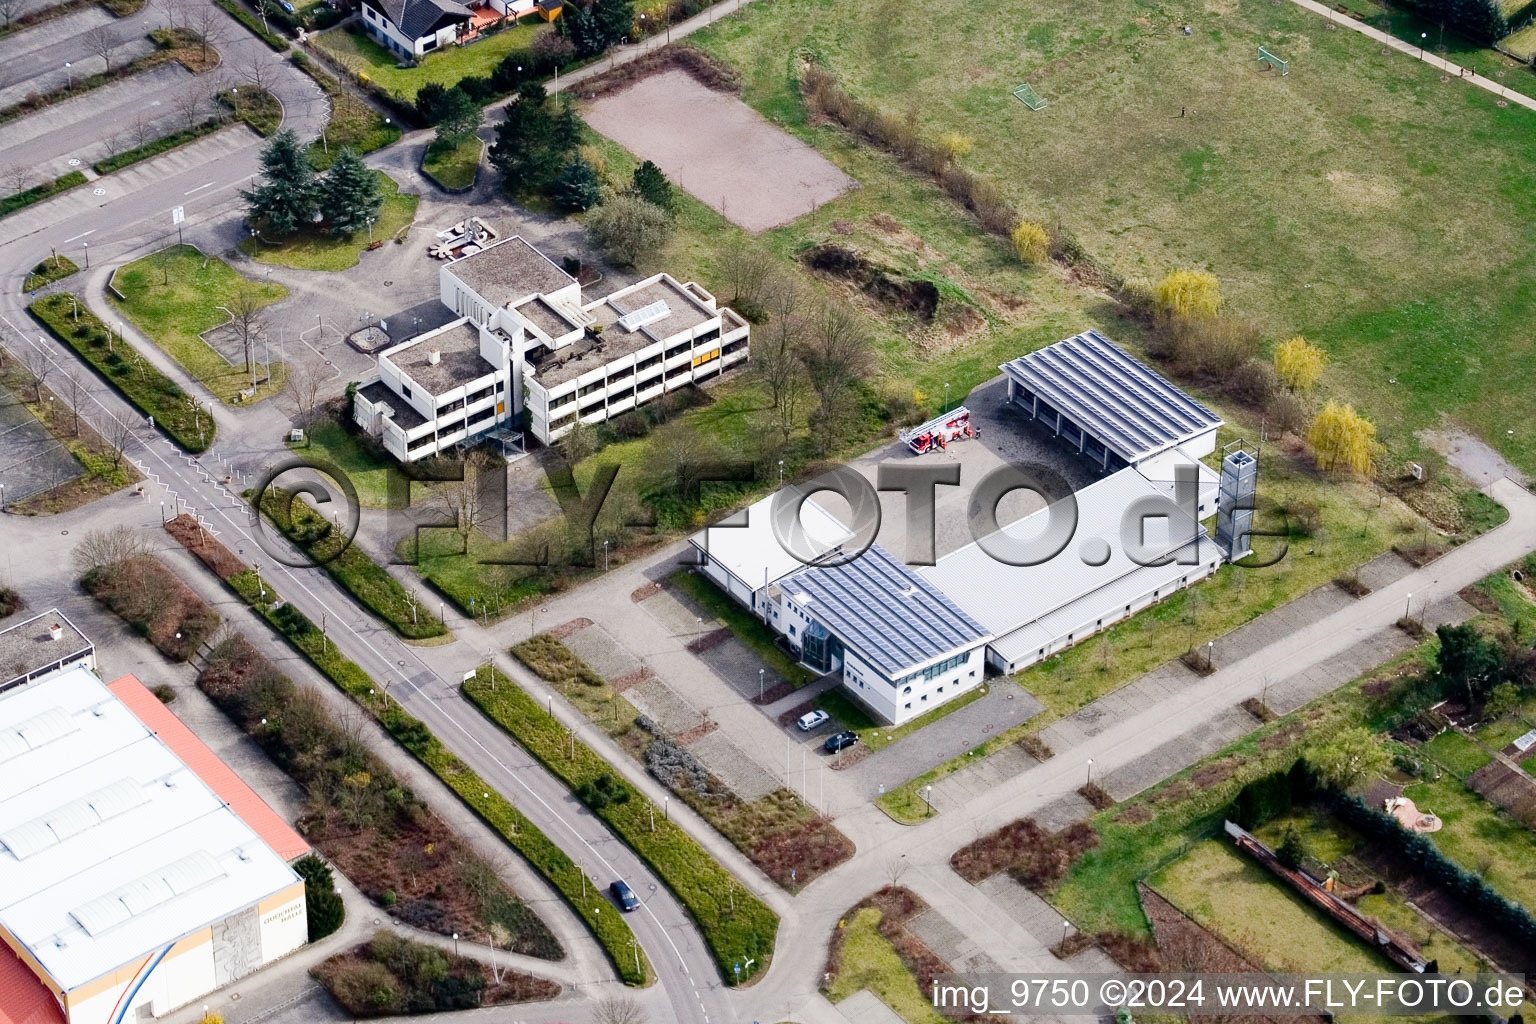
(0, 0, 23, 30)
(283, 356, 326, 426)
(22, 345, 52, 405)
(799, 299, 873, 440)
(84, 26, 123, 73)
(172, 84, 208, 131)
(755, 274, 807, 438)
(252, 0, 275, 32)
(227, 281, 267, 382)
(240, 52, 275, 94)
(154, 0, 183, 29)
(132, 111, 153, 148)
(423, 451, 502, 549)
(591, 997, 648, 1024)
(2, 163, 28, 195)
(105, 415, 135, 472)
(882, 856, 909, 886)
(103, 130, 126, 158)
(719, 246, 774, 310)
(186, 2, 220, 63)
(61, 371, 86, 437)
(73, 524, 153, 576)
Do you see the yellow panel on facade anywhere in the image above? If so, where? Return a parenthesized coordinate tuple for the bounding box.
(691, 348, 720, 368)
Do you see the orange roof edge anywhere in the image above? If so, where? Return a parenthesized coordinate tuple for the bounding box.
(0, 942, 63, 1024)
(108, 675, 311, 862)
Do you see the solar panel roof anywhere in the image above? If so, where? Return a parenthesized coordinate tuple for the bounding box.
(1000, 329, 1223, 463)
(779, 544, 991, 678)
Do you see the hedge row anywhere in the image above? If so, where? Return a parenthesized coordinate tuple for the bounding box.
(214, 0, 289, 50)
(211, 568, 648, 985)
(465, 666, 779, 984)
(1, 171, 87, 217)
(255, 487, 447, 640)
(28, 293, 213, 452)
(1330, 793, 1536, 946)
(94, 118, 224, 174)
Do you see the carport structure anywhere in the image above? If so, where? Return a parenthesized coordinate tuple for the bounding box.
(1000, 329, 1223, 473)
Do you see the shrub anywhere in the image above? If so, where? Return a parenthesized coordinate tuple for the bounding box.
(586, 192, 672, 266)
(295, 854, 346, 939)
(1227, 358, 1279, 407)
(1166, 314, 1259, 378)
(1154, 269, 1221, 318)
(1274, 335, 1327, 393)
(1010, 220, 1050, 264)
(1266, 390, 1309, 436)
(1118, 276, 1156, 318)
(1276, 826, 1306, 869)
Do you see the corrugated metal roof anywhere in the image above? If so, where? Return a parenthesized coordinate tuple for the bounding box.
(0, 940, 62, 1024)
(780, 544, 991, 677)
(1000, 330, 1222, 463)
(108, 675, 310, 863)
(919, 466, 1221, 667)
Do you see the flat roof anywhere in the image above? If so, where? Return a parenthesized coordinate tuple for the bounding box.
(590, 276, 714, 341)
(515, 296, 583, 342)
(781, 544, 991, 678)
(0, 667, 299, 993)
(1000, 330, 1223, 464)
(689, 493, 853, 591)
(918, 466, 1220, 666)
(383, 320, 489, 394)
(446, 236, 575, 306)
(357, 380, 427, 431)
(0, 612, 90, 685)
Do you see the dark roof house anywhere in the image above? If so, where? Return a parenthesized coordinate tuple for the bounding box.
(362, 0, 472, 41)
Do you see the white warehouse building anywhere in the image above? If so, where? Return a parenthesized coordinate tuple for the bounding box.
(354, 236, 749, 457)
(0, 654, 310, 1024)
(688, 331, 1247, 724)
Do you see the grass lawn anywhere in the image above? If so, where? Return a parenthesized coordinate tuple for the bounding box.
(1416, 730, 1494, 780)
(22, 255, 78, 292)
(314, 20, 550, 101)
(691, 0, 1536, 480)
(818, 680, 992, 753)
(290, 418, 402, 510)
(669, 568, 814, 688)
(422, 135, 482, 190)
(108, 245, 287, 405)
(824, 907, 946, 1024)
(1402, 769, 1536, 912)
(239, 174, 418, 272)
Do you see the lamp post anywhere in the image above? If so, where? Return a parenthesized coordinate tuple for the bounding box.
(1420, 31, 1427, 59)
(603, 538, 609, 571)
(923, 784, 933, 816)
(64, 61, 72, 89)
(1405, 592, 1412, 620)
(778, 459, 784, 485)
(1086, 758, 1094, 786)
(943, 382, 950, 412)
(758, 667, 765, 700)
(82, 240, 88, 268)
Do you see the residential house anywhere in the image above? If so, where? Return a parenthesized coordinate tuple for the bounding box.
(360, 0, 474, 56)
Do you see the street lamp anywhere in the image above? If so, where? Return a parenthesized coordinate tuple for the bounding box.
(1086, 758, 1094, 786)
(603, 538, 609, 571)
(64, 61, 72, 89)
(923, 784, 933, 816)
(1405, 591, 1412, 620)
(758, 667, 764, 700)
(778, 459, 784, 485)
(1420, 31, 1427, 58)
(82, 241, 88, 268)
(943, 382, 950, 412)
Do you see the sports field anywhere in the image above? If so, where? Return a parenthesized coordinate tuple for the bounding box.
(694, 0, 1536, 476)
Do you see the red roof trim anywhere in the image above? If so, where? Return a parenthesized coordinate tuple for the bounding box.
(107, 675, 311, 862)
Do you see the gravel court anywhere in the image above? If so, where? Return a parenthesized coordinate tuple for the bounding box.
(583, 68, 856, 234)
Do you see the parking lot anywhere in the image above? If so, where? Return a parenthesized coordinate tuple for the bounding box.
(0, 381, 84, 504)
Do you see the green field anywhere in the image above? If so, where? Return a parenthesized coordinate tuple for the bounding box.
(290, 418, 402, 509)
(108, 245, 287, 404)
(239, 173, 418, 271)
(422, 135, 482, 189)
(824, 907, 946, 1024)
(692, 0, 1536, 478)
(314, 21, 549, 100)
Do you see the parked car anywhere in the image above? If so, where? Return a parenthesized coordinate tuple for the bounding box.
(279, 0, 294, 11)
(796, 709, 830, 731)
(824, 730, 858, 754)
(610, 880, 640, 912)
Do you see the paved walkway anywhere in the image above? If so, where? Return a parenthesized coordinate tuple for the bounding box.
(1291, 0, 1536, 114)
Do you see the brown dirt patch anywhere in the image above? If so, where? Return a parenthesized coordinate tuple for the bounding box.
(166, 513, 246, 578)
(754, 680, 794, 705)
(546, 617, 592, 640)
(830, 744, 872, 770)
(1116, 803, 1153, 825)
(685, 627, 730, 654)
(676, 718, 719, 745)
(610, 667, 653, 692)
(630, 581, 662, 602)
(1191, 757, 1240, 789)
(778, 699, 821, 728)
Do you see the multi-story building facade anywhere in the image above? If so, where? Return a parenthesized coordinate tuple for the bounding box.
(355, 236, 749, 458)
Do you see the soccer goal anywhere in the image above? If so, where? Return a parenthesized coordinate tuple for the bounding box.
(1257, 45, 1289, 75)
(1012, 82, 1047, 110)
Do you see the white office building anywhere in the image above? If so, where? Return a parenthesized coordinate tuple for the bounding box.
(354, 236, 750, 457)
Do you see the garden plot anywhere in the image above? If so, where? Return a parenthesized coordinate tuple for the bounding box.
(584, 69, 856, 233)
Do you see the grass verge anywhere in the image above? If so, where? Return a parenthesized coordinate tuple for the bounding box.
(164, 519, 647, 984)
(2, 172, 87, 219)
(255, 485, 447, 639)
(290, 51, 403, 169)
(28, 293, 213, 452)
(22, 254, 79, 292)
(465, 663, 779, 983)
(422, 135, 482, 190)
(239, 173, 417, 271)
(214, 0, 289, 49)
(95, 118, 224, 174)
(108, 244, 287, 405)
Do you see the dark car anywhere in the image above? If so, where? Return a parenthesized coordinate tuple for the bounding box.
(824, 730, 858, 754)
(610, 879, 640, 911)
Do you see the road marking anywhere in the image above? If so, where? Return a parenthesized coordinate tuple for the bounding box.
(61, 229, 95, 242)
(184, 181, 216, 194)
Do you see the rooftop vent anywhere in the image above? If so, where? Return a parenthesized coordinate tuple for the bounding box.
(48, 624, 62, 641)
(427, 348, 441, 365)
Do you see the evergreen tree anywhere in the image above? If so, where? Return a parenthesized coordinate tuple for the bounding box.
(553, 156, 601, 211)
(551, 95, 583, 154)
(1435, 623, 1505, 702)
(489, 82, 572, 194)
(630, 159, 674, 213)
(434, 87, 483, 146)
(318, 148, 383, 238)
(565, 2, 605, 57)
(294, 854, 344, 939)
(592, 0, 633, 48)
(415, 81, 450, 124)
(241, 129, 316, 236)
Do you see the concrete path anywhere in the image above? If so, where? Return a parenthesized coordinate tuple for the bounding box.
(1290, 0, 1536, 114)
